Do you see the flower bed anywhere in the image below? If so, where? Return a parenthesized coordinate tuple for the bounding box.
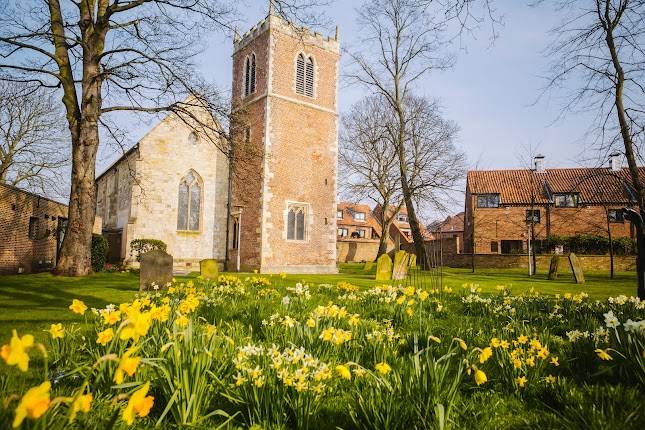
(1, 276, 644, 429)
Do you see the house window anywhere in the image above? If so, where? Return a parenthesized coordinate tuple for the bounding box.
(554, 193, 578, 208)
(491, 241, 499, 253)
(476, 194, 500, 208)
(397, 214, 408, 222)
(357, 229, 366, 238)
(177, 170, 202, 231)
(337, 209, 343, 219)
(244, 53, 256, 97)
(353, 212, 366, 221)
(28, 217, 39, 240)
(525, 209, 541, 223)
(296, 54, 315, 97)
(608, 209, 625, 223)
(338, 228, 348, 237)
(287, 204, 307, 241)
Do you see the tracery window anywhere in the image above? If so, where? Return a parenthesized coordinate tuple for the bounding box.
(287, 204, 307, 241)
(296, 54, 315, 97)
(177, 170, 202, 231)
(244, 53, 256, 97)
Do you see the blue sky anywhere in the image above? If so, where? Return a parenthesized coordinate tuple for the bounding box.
(99, 0, 603, 219)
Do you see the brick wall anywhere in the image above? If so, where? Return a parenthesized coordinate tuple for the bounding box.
(464, 191, 635, 254)
(337, 240, 379, 263)
(0, 184, 67, 274)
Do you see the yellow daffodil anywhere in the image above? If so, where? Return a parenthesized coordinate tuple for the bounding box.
(500, 340, 510, 349)
(513, 358, 522, 369)
(526, 356, 536, 367)
(550, 357, 559, 367)
(537, 347, 550, 359)
(405, 307, 414, 317)
(375, 362, 392, 375)
(69, 299, 87, 315)
(47, 323, 64, 339)
(479, 347, 493, 364)
(595, 348, 613, 361)
(456, 338, 467, 351)
(335, 364, 352, 380)
(490, 338, 501, 348)
(120, 310, 152, 342)
(69, 392, 92, 422)
(353, 367, 367, 377)
(306, 318, 316, 328)
(122, 382, 154, 425)
(1, 330, 34, 372)
(114, 348, 141, 384)
(418, 290, 429, 301)
(101, 310, 121, 325)
(545, 375, 557, 384)
(429, 335, 441, 344)
(97, 328, 114, 346)
(517, 335, 528, 344)
(12, 381, 50, 428)
(516, 376, 527, 388)
(175, 314, 189, 328)
(474, 369, 487, 386)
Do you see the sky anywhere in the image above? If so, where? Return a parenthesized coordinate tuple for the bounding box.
(98, 0, 605, 221)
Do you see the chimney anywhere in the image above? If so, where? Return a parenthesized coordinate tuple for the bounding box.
(534, 154, 545, 173)
(609, 152, 621, 171)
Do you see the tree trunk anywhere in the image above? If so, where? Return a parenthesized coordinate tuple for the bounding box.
(377, 217, 393, 259)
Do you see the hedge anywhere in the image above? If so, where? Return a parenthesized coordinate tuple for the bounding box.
(91, 234, 109, 272)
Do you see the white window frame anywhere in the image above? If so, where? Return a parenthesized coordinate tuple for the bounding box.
(353, 212, 366, 221)
(285, 201, 310, 242)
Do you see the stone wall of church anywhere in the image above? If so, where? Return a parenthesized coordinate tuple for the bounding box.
(96, 113, 229, 269)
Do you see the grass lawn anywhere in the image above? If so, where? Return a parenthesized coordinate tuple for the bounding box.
(0, 265, 637, 343)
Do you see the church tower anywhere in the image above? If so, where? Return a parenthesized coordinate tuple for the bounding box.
(229, 9, 339, 273)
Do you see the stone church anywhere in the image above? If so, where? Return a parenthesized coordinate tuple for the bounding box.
(95, 11, 339, 274)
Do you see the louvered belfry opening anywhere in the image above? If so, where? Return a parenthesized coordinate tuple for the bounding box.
(244, 54, 256, 97)
(296, 53, 305, 95)
(305, 57, 314, 97)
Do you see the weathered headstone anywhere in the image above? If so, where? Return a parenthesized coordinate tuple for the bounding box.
(548, 255, 559, 280)
(200, 259, 219, 280)
(363, 261, 374, 272)
(408, 254, 417, 268)
(375, 254, 393, 281)
(140, 250, 173, 291)
(392, 250, 411, 280)
(568, 253, 585, 284)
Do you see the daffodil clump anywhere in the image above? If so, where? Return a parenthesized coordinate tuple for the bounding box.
(1, 275, 644, 429)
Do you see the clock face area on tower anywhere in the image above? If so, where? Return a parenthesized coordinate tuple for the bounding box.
(229, 13, 340, 274)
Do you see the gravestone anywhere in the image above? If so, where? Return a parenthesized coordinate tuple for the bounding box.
(363, 261, 374, 272)
(568, 253, 585, 284)
(200, 259, 219, 280)
(140, 250, 173, 291)
(375, 254, 393, 281)
(548, 255, 559, 280)
(408, 254, 417, 268)
(392, 250, 411, 280)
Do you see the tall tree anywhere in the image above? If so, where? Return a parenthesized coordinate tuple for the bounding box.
(349, 0, 458, 267)
(339, 95, 402, 258)
(539, 0, 645, 297)
(0, 81, 68, 198)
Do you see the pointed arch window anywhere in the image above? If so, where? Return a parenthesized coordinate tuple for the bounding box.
(296, 54, 315, 97)
(244, 53, 256, 97)
(287, 204, 307, 241)
(177, 170, 202, 231)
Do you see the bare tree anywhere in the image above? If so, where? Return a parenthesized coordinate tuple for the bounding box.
(339, 95, 402, 258)
(538, 0, 645, 297)
(0, 81, 68, 198)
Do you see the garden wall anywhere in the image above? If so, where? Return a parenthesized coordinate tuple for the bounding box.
(336, 240, 379, 263)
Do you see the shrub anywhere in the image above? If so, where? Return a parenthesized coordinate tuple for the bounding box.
(90, 234, 108, 272)
(544, 234, 636, 255)
(130, 238, 167, 261)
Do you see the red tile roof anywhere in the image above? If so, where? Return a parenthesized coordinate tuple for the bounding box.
(466, 167, 645, 205)
(337, 202, 382, 236)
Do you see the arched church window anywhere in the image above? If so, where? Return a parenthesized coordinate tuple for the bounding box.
(244, 53, 256, 97)
(188, 131, 198, 146)
(177, 170, 202, 231)
(296, 54, 315, 97)
(287, 204, 307, 241)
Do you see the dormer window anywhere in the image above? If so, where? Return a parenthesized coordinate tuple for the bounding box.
(296, 53, 315, 97)
(397, 214, 408, 222)
(244, 53, 256, 97)
(353, 212, 366, 221)
(554, 193, 579, 208)
(476, 194, 500, 208)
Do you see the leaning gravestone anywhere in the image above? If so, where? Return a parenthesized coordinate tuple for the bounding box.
(392, 250, 411, 281)
(548, 255, 559, 280)
(200, 259, 219, 280)
(363, 261, 374, 272)
(140, 250, 173, 291)
(375, 254, 393, 281)
(568, 253, 585, 284)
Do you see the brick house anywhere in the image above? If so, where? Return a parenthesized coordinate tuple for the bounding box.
(464, 155, 641, 255)
(427, 212, 465, 253)
(335, 202, 381, 262)
(373, 204, 415, 251)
